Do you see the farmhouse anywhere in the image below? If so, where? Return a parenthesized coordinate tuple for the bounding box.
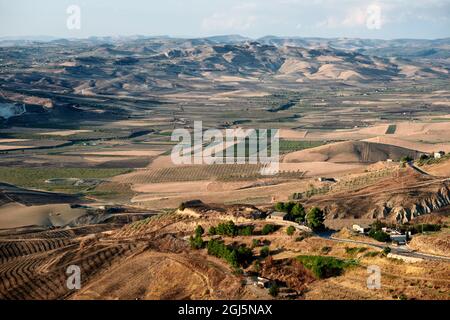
(352, 224, 370, 234)
(268, 211, 288, 221)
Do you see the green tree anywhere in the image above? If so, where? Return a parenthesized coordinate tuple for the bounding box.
(274, 202, 285, 212)
(286, 226, 295, 236)
(195, 225, 204, 237)
(261, 224, 277, 235)
(208, 226, 216, 235)
(260, 246, 270, 258)
(369, 229, 390, 242)
(306, 207, 325, 231)
(189, 235, 204, 249)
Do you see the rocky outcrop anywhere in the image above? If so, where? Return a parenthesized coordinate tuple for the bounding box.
(391, 185, 450, 223)
(321, 182, 450, 223)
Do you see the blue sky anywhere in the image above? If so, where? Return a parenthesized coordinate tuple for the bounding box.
(1, 0, 449, 39)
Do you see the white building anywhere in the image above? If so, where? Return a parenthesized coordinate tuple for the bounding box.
(434, 151, 445, 159)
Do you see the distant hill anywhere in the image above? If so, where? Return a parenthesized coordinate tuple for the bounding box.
(283, 141, 424, 163)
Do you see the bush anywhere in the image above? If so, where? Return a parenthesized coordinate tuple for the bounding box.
(382, 247, 391, 256)
(286, 226, 296, 236)
(345, 247, 367, 255)
(210, 221, 255, 237)
(252, 239, 261, 248)
(238, 225, 255, 236)
(369, 229, 390, 242)
(207, 239, 253, 268)
(261, 224, 277, 235)
(208, 226, 217, 235)
(297, 255, 357, 279)
(195, 225, 204, 237)
(321, 246, 332, 254)
(260, 246, 270, 258)
(189, 235, 204, 249)
(215, 221, 239, 237)
(268, 283, 279, 297)
(401, 156, 413, 163)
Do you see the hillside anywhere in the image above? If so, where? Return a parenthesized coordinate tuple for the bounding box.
(282, 141, 423, 164)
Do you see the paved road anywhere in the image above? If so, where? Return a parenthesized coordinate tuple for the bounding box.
(318, 231, 450, 262)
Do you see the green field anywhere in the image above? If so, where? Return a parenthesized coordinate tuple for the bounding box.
(0, 167, 131, 193)
(279, 140, 327, 154)
(385, 124, 397, 134)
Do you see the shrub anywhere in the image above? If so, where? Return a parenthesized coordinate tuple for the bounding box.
(238, 225, 255, 236)
(286, 226, 296, 236)
(274, 202, 286, 212)
(345, 247, 367, 255)
(208, 226, 217, 235)
(189, 235, 204, 249)
(268, 283, 279, 297)
(296, 255, 357, 279)
(206, 239, 253, 268)
(260, 246, 270, 258)
(210, 221, 255, 237)
(382, 247, 391, 256)
(195, 225, 204, 237)
(369, 229, 390, 242)
(215, 221, 239, 237)
(252, 239, 261, 248)
(321, 246, 332, 254)
(401, 156, 413, 163)
(261, 224, 277, 235)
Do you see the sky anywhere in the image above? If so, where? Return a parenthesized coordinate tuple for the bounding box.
(0, 0, 449, 39)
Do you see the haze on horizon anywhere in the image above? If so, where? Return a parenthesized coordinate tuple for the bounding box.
(0, 0, 449, 40)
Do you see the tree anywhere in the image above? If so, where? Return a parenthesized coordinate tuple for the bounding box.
(195, 225, 204, 237)
(261, 224, 277, 235)
(286, 226, 295, 236)
(274, 202, 285, 212)
(208, 226, 216, 235)
(260, 246, 270, 258)
(290, 203, 306, 223)
(189, 235, 204, 249)
(369, 229, 390, 242)
(306, 207, 325, 231)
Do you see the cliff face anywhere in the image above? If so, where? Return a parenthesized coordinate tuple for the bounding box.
(390, 185, 450, 223)
(318, 180, 450, 223)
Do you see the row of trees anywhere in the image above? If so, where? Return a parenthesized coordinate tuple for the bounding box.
(208, 221, 254, 237)
(207, 239, 253, 268)
(274, 202, 325, 231)
(208, 221, 278, 237)
(190, 225, 254, 268)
